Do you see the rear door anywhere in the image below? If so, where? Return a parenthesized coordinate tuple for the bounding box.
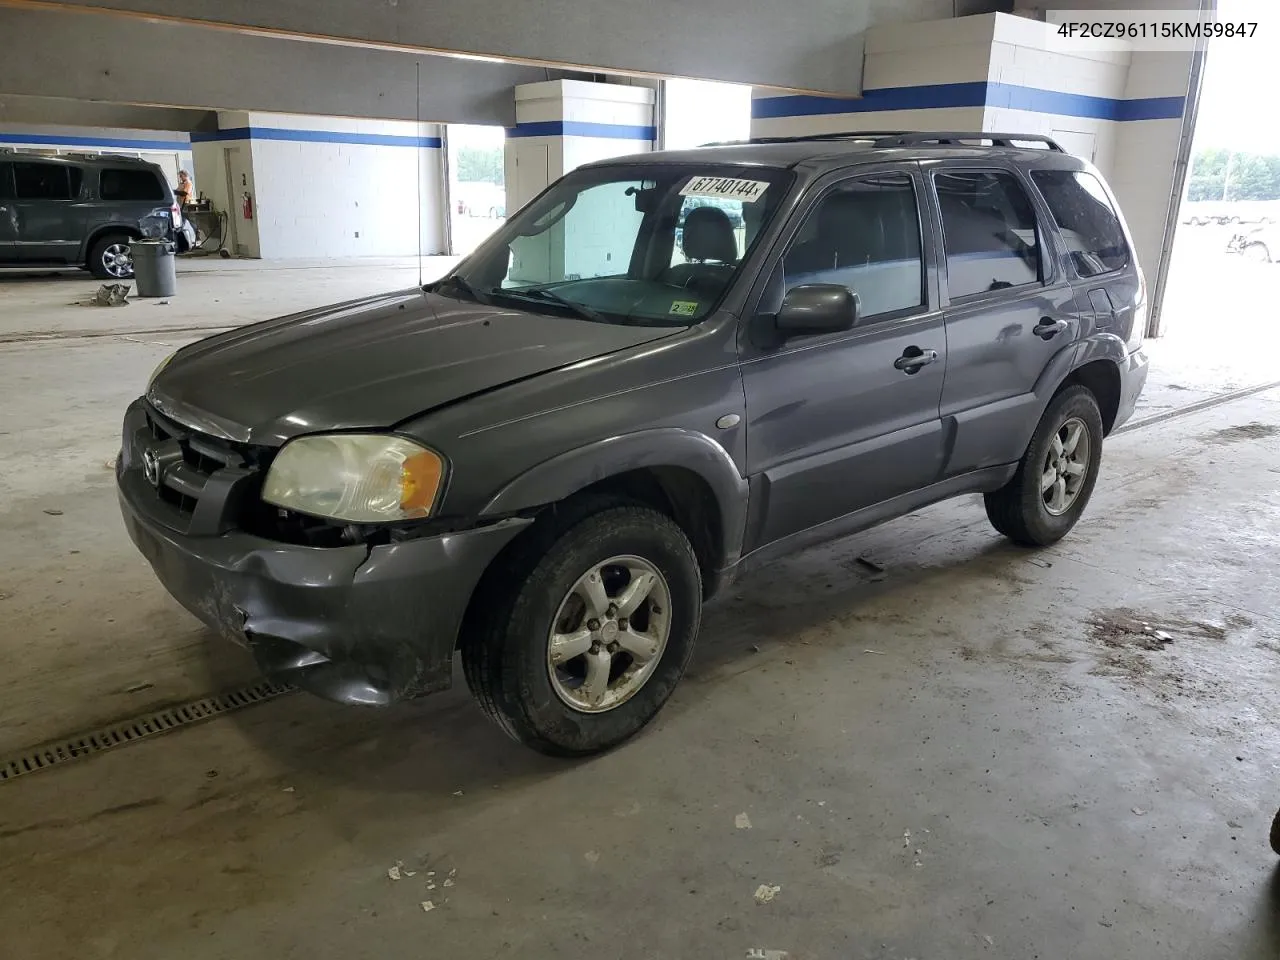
(740, 165, 948, 548)
(12, 161, 88, 262)
(1028, 168, 1143, 347)
(925, 161, 1081, 474)
(0, 164, 16, 259)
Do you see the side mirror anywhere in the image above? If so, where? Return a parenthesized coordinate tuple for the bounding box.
(774, 284, 858, 336)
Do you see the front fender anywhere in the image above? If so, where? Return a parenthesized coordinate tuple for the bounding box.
(480, 428, 750, 569)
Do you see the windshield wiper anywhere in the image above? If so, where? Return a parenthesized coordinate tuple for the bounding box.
(492, 286, 607, 324)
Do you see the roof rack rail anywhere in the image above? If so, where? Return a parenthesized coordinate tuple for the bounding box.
(735, 130, 1064, 152)
(872, 131, 1064, 151)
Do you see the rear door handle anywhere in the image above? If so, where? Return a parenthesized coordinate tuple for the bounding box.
(1034, 317, 1069, 340)
(894, 347, 939, 373)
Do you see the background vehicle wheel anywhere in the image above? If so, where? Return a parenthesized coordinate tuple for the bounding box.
(984, 385, 1104, 546)
(88, 233, 134, 279)
(1271, 808, 1280, 855)
(462, 503, 702, 756)
(1244, 242, 1271, 263)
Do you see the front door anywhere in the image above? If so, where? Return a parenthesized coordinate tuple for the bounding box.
(11, 161, 87, 262)
(925, 163, 1081, 473)
(741, 167, 947, 549)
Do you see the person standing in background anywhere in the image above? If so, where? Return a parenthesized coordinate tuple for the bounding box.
(175, 169, 195, 207)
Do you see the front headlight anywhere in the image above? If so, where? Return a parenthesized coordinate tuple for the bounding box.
(262, 434, 445, 523)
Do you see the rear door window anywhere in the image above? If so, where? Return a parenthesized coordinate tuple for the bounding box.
(1030, 169, 1129, 277)
(935, 169, 1042, 300)
(13, 162, 79, 200)
(100, 168, 166, 201)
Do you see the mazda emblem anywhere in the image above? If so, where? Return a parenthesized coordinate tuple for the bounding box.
(142, 448, 161, 488)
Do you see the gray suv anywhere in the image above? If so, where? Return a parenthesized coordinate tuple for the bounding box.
(0, 152, 180, 279)
(117, 131, 1148, 754)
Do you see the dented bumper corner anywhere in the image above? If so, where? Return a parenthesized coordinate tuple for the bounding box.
(117, 465, 529, 706)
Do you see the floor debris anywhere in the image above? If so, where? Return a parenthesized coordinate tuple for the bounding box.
(420, 900, 435, 913)
(735, 812, 752, 830)
(92, 283, 131, 307)
(281, 786, 295, 793)
(388, 865, 403, 881)
(1132, 807, 1148, 816)
(903, 830, 911, 848)
(1027, 557, 1053, 568)
(863, 649, 887, 656)
(443, 878, 455, 888)
(584, 850, 600, 864)
(855, 556, 885, 573)
(746, 950, 789, 959)
(753, 884, 781, 904)
(42, 508, 63, 516)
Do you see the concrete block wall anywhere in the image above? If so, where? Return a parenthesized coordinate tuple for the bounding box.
(0, 123, 193, 190)
(192, 111, 446, 260)
(505, 81, 655, 215)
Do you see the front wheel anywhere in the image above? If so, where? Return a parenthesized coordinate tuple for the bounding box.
(1244, 242, 1272, 263)
(462, 504, 702, 756)
(985, 385, 1104, 546)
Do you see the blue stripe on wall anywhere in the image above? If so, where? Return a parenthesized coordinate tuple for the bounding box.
(0, 132, 190, 151)
(508, 120, 656, 140)
(190, 126, 443, 148)
(752, 81, 1184, 122)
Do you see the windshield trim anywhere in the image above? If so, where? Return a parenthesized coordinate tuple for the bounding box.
(442, 162, 796, 329)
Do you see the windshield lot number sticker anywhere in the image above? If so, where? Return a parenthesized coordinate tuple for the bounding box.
(680, 177, 769, 203)
(669, 300, 699, 316)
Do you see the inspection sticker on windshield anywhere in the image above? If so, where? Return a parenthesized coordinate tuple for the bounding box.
(669, 300, 698, 316)
(680, 176, 769, 203)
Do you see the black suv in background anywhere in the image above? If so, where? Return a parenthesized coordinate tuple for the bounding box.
(0, 152, 180, 279)
(119, 131, 1149, 755)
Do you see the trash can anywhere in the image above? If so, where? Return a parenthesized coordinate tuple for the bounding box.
(131, 239, 177, 298)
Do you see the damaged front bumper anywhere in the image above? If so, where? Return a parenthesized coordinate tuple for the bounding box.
(117, 461, 529, 706)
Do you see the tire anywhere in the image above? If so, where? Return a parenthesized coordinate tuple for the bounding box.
(1244, 242, 1271, 263)
(984, 385, 1104, 546)
(1271, 808, 1280, 855)
(462, 503, 702, 756)
(88, 232, 134, 279)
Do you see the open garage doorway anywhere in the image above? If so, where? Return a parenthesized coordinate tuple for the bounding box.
(1153, 0, 1280, 414)
(446, 124, 506, 257)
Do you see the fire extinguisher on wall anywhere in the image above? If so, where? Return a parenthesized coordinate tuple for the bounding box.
(241, 192, 254, 220)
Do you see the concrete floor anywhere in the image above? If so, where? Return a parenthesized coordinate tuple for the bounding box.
(2, 247, 1280, 959)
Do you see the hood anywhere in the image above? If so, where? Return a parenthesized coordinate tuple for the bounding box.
(148, 288, 678, 446)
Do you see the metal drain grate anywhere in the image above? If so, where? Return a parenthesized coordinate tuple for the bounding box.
(0, 679, 294, 783)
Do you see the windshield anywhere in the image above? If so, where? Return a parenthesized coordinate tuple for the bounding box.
(442, 164, 791, 326)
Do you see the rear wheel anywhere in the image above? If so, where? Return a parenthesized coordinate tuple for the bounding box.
(985, 385, 1104, 546)
(88, 232, 134, 279)
(462, 503, 702, 756)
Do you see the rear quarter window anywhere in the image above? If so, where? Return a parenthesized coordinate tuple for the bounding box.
(99, 168, 166, 202)
(1030, 170, 1129, 277)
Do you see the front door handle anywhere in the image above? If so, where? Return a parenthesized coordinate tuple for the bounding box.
(894, 347, 939, 374)
(1034, 317, 1069, 340)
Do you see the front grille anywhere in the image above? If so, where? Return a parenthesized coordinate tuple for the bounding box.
(124, 399, 266, 536)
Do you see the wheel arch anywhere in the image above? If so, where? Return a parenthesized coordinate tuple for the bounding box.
(82, 223, 142, 264)
(477, 429, 749, 599)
